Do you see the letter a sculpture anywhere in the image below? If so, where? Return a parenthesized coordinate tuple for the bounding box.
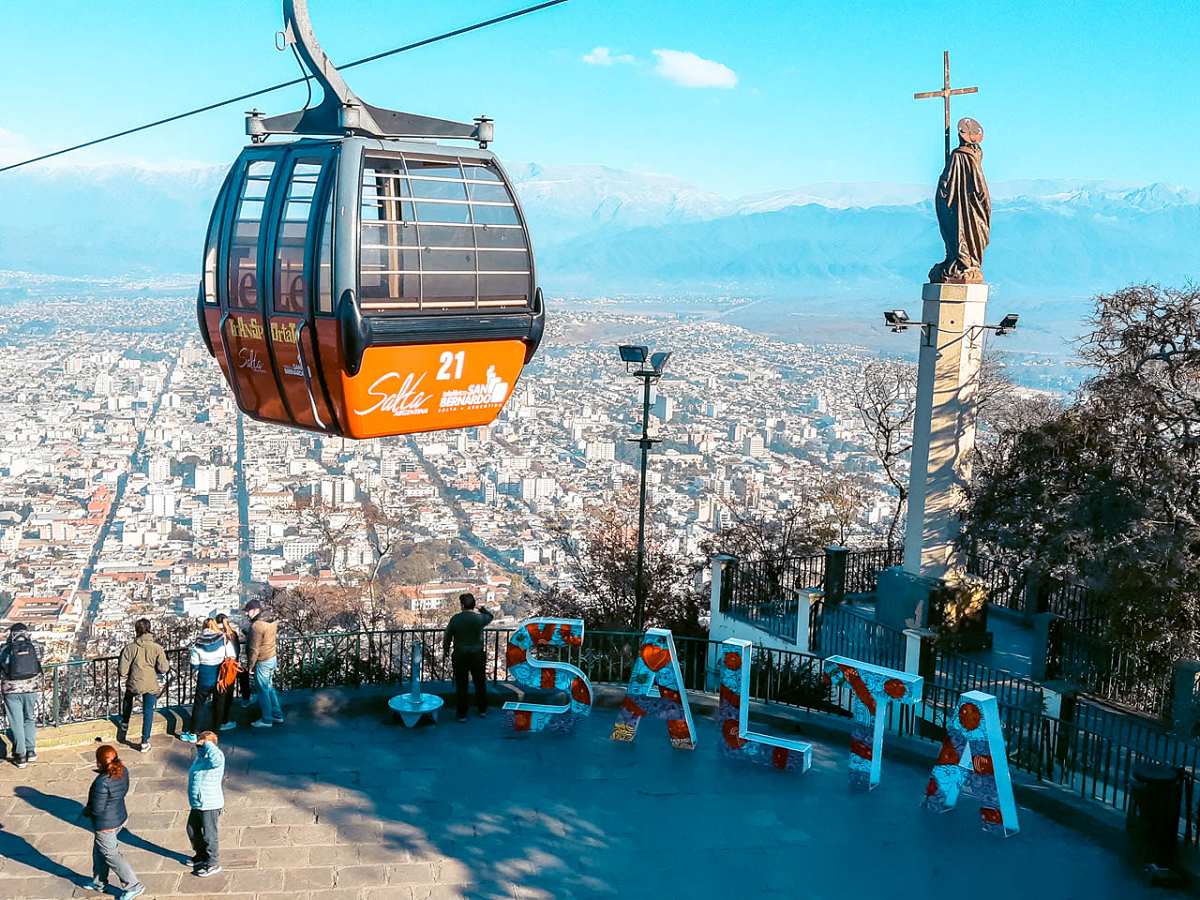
(922, 691, 1019, 836)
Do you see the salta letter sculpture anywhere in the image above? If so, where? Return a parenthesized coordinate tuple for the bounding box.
(823, 656, 922, 790)
(717, 639, 812, 772)
(503, 618, 593, 733)
(922, 690, 1019, 836)
(610, 628, 697, 749)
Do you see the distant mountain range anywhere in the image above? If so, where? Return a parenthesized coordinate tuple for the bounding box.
(1, 160, 1197, 311)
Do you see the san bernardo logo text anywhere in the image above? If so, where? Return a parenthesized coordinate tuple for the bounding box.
(439, 367, 510, 410)
(354, 366, 511, 419)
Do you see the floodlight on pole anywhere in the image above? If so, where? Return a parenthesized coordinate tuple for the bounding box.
(992, 313, 1019, 335)
(619, 344, 648, 365)
(615, 342, 669, 633)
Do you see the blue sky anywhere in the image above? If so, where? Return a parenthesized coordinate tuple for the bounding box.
(1, 0, 1196, 196)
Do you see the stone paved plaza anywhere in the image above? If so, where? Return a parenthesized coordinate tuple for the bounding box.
(0, 693, 1179, 900)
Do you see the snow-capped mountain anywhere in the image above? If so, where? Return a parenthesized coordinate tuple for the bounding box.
(0, 160, 1196, 307)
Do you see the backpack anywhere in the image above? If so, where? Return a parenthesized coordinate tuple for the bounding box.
(2, 636, 42, 681)
(216, 650, 240, 693)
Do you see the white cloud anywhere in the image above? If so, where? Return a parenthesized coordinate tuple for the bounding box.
(652, 49, 738, 89)
(582, 46, 634, 67)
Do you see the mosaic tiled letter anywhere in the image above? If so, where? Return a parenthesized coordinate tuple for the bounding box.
(502, 618, 593, 733)
(922, 690, 1020, 836)
(716, 639, 812, 772)
(610, 628, 696, 749)
(822, 655, 922, 790)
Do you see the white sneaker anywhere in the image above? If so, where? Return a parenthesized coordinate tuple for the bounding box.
(251, 719, 272, 729)
(271, 715, 284, 723)
(219, 722, 237, 732)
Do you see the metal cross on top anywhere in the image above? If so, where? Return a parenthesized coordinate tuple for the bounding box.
(914, 50, 978, 162)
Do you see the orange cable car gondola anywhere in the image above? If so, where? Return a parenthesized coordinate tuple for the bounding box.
(197, 0, 544, 439)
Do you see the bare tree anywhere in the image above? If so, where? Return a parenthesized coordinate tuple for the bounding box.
(819, 469, 871, 546)
(539, 488, 706, 635)
(853, 360, 917, 549)
(290, 497, 358, 586)
(712, 495, 834, 561)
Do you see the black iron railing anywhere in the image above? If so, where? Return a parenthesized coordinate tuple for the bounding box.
(965, 554, 1028, 612)
(6, 626, 1200, 844)
(844, 546, 903, 595)
(723, 547, 899, 641)
(811, 604, 907, 671)
(1053, 620, 1174, 719)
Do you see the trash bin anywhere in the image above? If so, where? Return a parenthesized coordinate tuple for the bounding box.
(1126, 762, 1182, 870)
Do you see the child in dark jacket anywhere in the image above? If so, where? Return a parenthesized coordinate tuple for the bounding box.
(81, 745, 144, 900)
(181, 619, 234, 743)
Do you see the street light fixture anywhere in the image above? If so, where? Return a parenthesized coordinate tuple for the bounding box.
(619, 344, 649, 365)
(617, 343, 669, 633)
(992, 313, 1019, 335)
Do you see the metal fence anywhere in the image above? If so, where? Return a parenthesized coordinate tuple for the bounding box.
(722, 558, 807, 641)
(1041, 578, 1104, 622)
(811, 604, 907, 671)
(1052, 619, 1175, 719)
(965, 554, 1027, 613)
(929, 645, 1045, 712)
(844, 547, 903, 595)
(723, 547, 899, 641)
(7, 626, 1200, 844)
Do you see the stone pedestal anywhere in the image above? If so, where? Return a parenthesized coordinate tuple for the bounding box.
(904, 282, 989, 579)
(876, 566, 936, 632)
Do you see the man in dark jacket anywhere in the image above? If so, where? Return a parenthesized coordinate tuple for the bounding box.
(245, 599, 282, 728)
(442, 593, 494, 722)
(1, 623, 43, 768)
(118, 619, 170, 753)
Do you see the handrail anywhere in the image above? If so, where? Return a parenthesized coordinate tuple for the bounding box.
(294, 320, 326, 429)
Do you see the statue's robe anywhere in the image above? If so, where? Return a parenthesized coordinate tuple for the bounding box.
(929, 142, 990, 283)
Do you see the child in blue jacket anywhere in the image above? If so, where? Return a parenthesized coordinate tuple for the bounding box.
(186, 731, 226, 877)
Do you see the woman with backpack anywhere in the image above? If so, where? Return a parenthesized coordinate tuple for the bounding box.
(180, 619, 234, 744)
(214, 614, 247, 727)
(81, 744, 145, 900)
(1, 623, 43, 768)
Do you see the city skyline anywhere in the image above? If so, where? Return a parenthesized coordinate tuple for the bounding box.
(0, 295, 954, 660)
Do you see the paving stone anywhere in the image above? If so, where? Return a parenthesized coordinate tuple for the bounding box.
(260, 844, 311, 867)
(238, 825, 289, 847)
(331, 863, 388, 887)
(386, 862, 435, 885)
(285, 823, 339, 844)
(268, 804, 317, 825)
(284, 866, 336, 891)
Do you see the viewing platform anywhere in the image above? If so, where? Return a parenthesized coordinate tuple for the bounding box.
(0, 674, 1178, 900)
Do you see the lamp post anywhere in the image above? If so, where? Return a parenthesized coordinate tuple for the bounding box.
(618, 344, 671, 633)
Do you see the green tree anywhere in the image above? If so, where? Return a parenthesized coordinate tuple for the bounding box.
(961, 285, 1200, 657)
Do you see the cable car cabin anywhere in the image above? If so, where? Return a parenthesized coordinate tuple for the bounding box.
(197, 137, 544, 438)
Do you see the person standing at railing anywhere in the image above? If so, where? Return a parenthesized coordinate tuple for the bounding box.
(186, 730, 226, 878)
(181, 619, 234, 744)
(117, 619, 170, 753)
(213, 614, 246, 730)
(245, 599, 283, 728)
(442, 593, 493, 723)
(1, 622, 43, 769)
(80, 744, 145, 900)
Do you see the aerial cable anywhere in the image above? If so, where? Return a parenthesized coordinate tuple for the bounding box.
(0, 0, 568, 174)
